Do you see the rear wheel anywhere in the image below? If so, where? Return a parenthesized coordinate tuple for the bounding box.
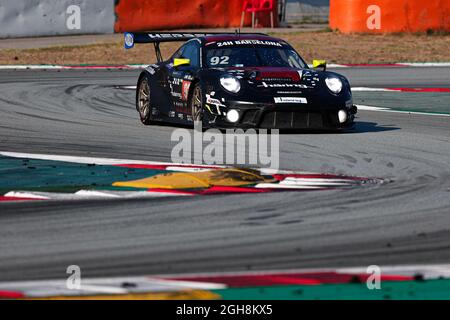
(136, 75, 152, 125)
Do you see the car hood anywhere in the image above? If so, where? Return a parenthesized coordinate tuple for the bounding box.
(224, 66, 306, 82)
(219, 66, 323, 95)
(205, 66, 350, 101)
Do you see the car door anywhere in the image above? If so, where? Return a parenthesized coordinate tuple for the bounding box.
(166, 40, 201, 121)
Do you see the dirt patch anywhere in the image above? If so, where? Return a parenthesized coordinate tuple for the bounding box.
(1, 31, 449, 65)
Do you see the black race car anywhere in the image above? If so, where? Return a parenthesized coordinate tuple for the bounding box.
(124, 32, 357, 129)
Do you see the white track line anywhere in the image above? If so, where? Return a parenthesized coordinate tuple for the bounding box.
(0, 65, 148, 70)
(353, 87, 396, 92)
(4, 190, 194, 201)
(0, 151, 343, 176)
(0, 151, 223, 169)
(356, 104, 450, 117)
(152, 264, 450, 280)
(402, 62, 450, 67)
(0, 63, 449, 70)
(255, 183, 326, 189)
(3, 191, 50, 200)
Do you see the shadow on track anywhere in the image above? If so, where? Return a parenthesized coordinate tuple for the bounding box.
(351, 121, 400, 134)
(143, 121, 400, 135)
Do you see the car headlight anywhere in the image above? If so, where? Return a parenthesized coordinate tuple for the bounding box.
(220, 75, 241, 93)
(226, 109, 240, 123)
(325, 77, 343, 94)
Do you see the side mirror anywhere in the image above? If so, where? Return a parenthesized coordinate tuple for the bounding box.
(174, 58, 190, 68)
(312, 59, 327, 72)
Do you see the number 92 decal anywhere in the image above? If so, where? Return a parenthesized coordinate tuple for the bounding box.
(210, 56, 230, 65)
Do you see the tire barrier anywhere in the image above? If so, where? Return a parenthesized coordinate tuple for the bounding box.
(330, 0, 450, 33)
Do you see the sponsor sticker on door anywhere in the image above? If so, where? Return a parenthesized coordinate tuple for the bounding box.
(181, 80, 191, 101)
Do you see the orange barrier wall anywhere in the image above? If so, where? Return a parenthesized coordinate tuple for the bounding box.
(330, 0, 450, 33)
(114, 0, 277, 32)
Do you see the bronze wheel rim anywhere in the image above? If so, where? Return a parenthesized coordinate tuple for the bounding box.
(138, 78, 150, 119)
(192, 85, 202, 122)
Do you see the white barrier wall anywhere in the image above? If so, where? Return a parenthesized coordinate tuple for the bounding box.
(0, 0, 115, 38)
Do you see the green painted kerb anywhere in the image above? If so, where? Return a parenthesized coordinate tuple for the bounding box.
(213, 279, 450, 300)
(354, 92, 450, 115)
(0, 156, 162, 194)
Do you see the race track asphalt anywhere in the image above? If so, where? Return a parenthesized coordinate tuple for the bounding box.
(0, 67, 449, 282)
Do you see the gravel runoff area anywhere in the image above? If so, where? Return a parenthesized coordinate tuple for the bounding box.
(0, 30, 449, 65)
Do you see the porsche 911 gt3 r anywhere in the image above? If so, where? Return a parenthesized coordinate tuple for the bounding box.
(124, 32, 357, 130)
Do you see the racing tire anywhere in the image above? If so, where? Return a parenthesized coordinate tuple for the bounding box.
(190, 83, 204, 124)
(136, 74, 153, 125)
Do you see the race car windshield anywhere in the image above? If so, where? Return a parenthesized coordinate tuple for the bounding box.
(205, 46, 307, 69)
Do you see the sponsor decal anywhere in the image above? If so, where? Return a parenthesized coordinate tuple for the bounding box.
(146, 33, 213, 40)
(174, 101, 188, 113)
(206, 95, 226, 107)
(171, 92, 182, 99)
(274, 97, 308, 104)
(145, 66, 156, 75)
(124, 32, 134, 49)
(171, 78, 183, 85)
(182, 81, 192, 101)
(217, 40, 283, 47)
(261, 82, 308, 89)
(277, 91, 303, 94)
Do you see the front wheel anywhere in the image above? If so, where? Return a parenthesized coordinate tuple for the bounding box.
(136, 75, 153, 125)
(190, 83, 203, 123)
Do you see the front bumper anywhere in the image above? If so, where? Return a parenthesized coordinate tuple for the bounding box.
(206, 101, 357, 130)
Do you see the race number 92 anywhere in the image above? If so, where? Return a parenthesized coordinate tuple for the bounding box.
(210, 56, 230, 65)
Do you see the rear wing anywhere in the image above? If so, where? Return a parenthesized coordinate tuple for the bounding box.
(124, 31, 268, 48)
(124, 31, 268, 62)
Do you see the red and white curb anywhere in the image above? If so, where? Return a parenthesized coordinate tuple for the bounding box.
(356, 105, 450, 117)
(0, 264, 448, 299)
(0, 64, 149, 70)
(353, 87, 450, 93)
(328, 62, 450, 68)
(118, 86, 450, 93)
(0, 63, 449, 70)
(0, 151, 379, 202)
